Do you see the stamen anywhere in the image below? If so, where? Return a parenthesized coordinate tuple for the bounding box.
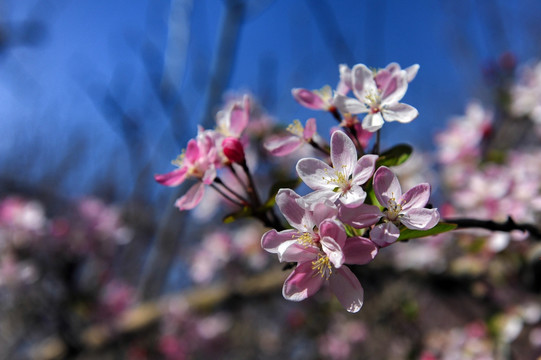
(171, 150, 186, 167)
(296, 232, 314, 247)
(312, 254, 332, 279)
(287, 120, 304, 137)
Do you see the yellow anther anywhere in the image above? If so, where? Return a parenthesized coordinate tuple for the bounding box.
(296, 232, 314, 247)
(312, 254, 332, 279)
(287, 119, 304, 137)
(171, 150, 186, 167)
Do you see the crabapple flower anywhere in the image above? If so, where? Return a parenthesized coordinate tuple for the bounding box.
(296, 131, 377, 208)
(292, 64, 353, 112)
(261, 189, 378, 313)
(340, 166, 439, 247)
(154, 132, 218, 210)
(333, 63, 419, 132)
(215, 94, 250, 138)
(264, 118, 317, 156)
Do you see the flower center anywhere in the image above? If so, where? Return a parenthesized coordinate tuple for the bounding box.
(322, 166, 352, 194)
(364, 90, 382, 113)
(287, 119, 304, 138)
(312, 253, 332, 279)
(296, 231, 315, 247)
(385, 197, 403, 221)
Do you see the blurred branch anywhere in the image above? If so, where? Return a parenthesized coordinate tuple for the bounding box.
(137, 0, 247, 301)
(31, 267, 287, 360)
(445, 216, 541, 239)
(305, 0, 354, 65)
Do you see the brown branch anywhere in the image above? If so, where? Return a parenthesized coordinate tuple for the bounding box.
(445, 216, 541, 239)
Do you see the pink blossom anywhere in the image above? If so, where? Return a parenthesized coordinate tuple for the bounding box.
(435, 101, 492, 164)
(155, 131, 218, 211)
(333, 63, 419, 132)
(215, 94, 250, 138)
(340, 166, 439, 247)
(261, 189, 378, 313)
(296, 131, 377, 208)
(264, 118, 318, 156)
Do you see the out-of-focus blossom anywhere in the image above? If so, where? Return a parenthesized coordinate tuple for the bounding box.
(435, 101, 492, 165)
(261, 189, 378, 313)
(264, 118, 318, 156)
(0, 253, 37, 287)
(510, 61, 541, 124)
(334, 63, 419, 132)
(215, 94, 250, 138)
(296, 131, 377, 208)
(155, 130, 218, 210)
(318, 314, 366, 360)
(340, 166, 439, 247)
(422, 322, 494, 360)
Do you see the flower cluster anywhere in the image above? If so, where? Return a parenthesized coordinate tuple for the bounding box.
(258, 63, 440, 312)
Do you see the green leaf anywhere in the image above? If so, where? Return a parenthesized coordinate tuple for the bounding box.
(398, 222, 457, 241)
(376, 144, 413, 167)
(223, 206, 252, 224)
(265, 178, 302, 208)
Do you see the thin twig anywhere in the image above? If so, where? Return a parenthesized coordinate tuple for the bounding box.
(445, 216, 541, 239)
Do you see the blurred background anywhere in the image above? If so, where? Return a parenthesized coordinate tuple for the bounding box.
(2, 0, 541, 359)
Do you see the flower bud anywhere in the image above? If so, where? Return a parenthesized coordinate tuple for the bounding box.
(222, 137, 246, 164)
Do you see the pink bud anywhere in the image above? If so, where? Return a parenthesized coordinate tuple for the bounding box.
(222, 137, 246, 164)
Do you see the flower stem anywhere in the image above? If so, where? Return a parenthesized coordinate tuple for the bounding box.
(213, 177, 250, 205)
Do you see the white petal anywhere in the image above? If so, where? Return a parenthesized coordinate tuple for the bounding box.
(361, 113, 384, 132)
(383, 103, 419, 123)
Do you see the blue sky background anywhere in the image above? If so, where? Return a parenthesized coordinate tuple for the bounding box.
(1, 0, 541, 203)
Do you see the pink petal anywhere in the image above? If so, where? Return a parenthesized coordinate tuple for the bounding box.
(374, 69, 392, 90)
(175, 182, 205, 210)
(370, 222, 400, 247)
(373, 166, 402, 207)
(292, 88, 326, 110)
(228, 101, 249, 136)
(278, 240, 319, 263)
(381, 72, 407, 104)
(275, 189, 309, 230)
(301, 190, 340, 207)
(383, 103, 418, 123)
(185, 139, 200, 164)
(329, 266, 364, 313)
(296, 158, 335, 191)
(361, 112, 384, 132)
(352, 154, 378, 185)
(264, 135, 303, 156)
(342, 236, 379, 265)
(319, 219, 347, 247)
(400, 183, 431, 211)
(333, 94, 369, 115)
(311, 201, 339, 225)
(339, 204, 382, 228)
(400, 208, 440, 230)
(283, 261, 324, 302)
(154, 167, 188, 187)
(261, 229, 298, 253)
(303, 118, 317, 139)
(320, 236, 344, 268)
(330, 131, 356, 177)
(201, 167, 216, 185)
(337, 64, 352, 95)
(351, 64, 377, 101)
